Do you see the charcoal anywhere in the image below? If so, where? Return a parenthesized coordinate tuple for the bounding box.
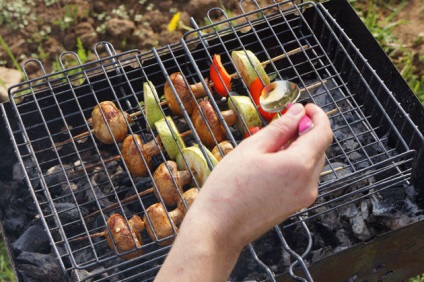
(2, 212, 28, 235)
(360, 200, 371, 218)
(350, 212, 372, 241)
(340, 203, 372, 241)
(334, 229, 351, 250)
(230, 248, 266, 281)
(71, 266, 109, 282)
(370, 194, 413, 230)
(44, 164, 73, 187)
(313, 211, 341, 248)
(12, 158, 41, 188)
(0, 181, 33, 236)
(45, 202, 88, 224)
(81, 180, 113, 209)
(380, 213, 411, 230)
(15, 251, 62, 282)
(371, 195, 398, 216)
(11, 224, 50, 255)
(74, 243, 98, 266)
(91, 167, 112, 193)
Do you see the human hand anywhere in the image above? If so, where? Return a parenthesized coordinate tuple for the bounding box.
(192, 102, 333, 250)
(155, 103, 332, 281)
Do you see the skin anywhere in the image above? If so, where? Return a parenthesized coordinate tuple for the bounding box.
(155, 103, 333, 281)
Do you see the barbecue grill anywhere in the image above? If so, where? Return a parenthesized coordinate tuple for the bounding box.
(1, 0, 424, 281)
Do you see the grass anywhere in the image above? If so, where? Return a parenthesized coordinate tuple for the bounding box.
(0, 0, 423, 281)
(0, 233, 15, 282)
(350, 0, 424, 101)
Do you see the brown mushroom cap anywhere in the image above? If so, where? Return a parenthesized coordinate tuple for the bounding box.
(121, 134, 152, 177)
(178, 188, 198, 210)
(153, 161, 192, 207)
(191, 100, 227, 148)
(164, 72, 209, 117)
(212, 140, 234, 161)
(104, 214, 144, 260)
(92, 101, 131, 144)
(144, 203, 177, 246)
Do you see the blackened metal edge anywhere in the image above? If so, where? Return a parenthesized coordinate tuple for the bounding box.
(271, 1, 424, 281)
(0, 103, 20, 281)
(320, 0, 424, 208)
(276, 219, 424, 282)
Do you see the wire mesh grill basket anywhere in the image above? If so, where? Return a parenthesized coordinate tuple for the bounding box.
(2, 1, 423, 281)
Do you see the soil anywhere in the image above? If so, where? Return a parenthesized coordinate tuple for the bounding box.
(0, 0, 273, 80)
(392, 0, 424, 74)
(0, 0, 422, 80)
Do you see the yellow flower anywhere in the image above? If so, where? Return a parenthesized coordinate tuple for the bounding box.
(168, 12, 181, 32)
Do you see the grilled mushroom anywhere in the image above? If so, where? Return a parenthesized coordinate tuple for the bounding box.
(212, 140, 234, 161)
(144, 188, 199, 246)
(153, 161, 192, 207)
(164, 72, 210, 117)
(92, 101, 132, 144)
(121, 134, 161, 177)
(191, 100, 236, 148)
(104, 214, 145, 260)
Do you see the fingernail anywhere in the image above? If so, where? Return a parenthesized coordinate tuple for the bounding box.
(298, 115, 314, 135)
(287, 103, 303, 117)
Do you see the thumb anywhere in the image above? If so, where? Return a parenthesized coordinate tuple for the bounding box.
(241, 103, 305, 153)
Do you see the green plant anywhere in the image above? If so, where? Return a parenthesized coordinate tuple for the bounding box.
(0, 35, 25, 80)
(0, 234, 15, 282)
(53, 4, 79, 31)
(410, 274, 424, 282)
(351, 0, 424, 102)
(0, 0, 36, 30)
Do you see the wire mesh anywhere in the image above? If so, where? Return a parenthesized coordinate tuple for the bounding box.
(2, 1, 423, 281)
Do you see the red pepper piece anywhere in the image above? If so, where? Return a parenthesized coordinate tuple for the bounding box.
(249, 77, 276, 122)
(210, 54, 231, 97)
(244, 126, 262, 138)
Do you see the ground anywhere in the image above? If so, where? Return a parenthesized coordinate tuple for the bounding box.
(392, 0, 424, 75)
(0, 0, 275, 79)
(0, 0, 422, 81)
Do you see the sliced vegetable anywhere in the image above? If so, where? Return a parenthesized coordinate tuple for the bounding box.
(250, 77, 291, 122)
(155, 116, 186, 160)
(228, 95, 262, 135)
(210, 54, 232, 97)
(144, 81, 163, 130)
(249, 77, 276, 122)
(231, 50, 270, 87)
(176, 145, 218, 186)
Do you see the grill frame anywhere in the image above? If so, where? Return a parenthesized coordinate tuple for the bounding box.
(1, 0, 424, 281)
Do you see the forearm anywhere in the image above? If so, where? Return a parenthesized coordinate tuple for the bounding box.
(155, 201, 242, 281)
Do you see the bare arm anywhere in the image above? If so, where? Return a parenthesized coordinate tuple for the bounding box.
(155, 103, 333, 281)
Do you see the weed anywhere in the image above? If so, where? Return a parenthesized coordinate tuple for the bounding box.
(0, 0, 36, 30)
(351, 0, 423, 101)
(0, 35, 24, 80)
(53, 4, 79, 31)
(43, 0, 57, 6)
(0, 234, 15, 282)
(112, 5, 131, 19)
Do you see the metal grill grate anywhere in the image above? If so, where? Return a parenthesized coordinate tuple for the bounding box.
(2, 1, 423, 281)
